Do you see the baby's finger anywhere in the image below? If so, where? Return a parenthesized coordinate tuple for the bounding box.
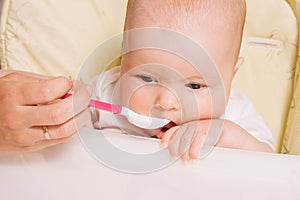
(189, 130, 207, 160)
(161, 126, 180, 147)
(177, 125, 198, 160)
(167, 125, 189, 157)
(180, 151, 190, 162)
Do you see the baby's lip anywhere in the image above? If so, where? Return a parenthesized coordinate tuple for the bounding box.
(156, 121, 177, 139)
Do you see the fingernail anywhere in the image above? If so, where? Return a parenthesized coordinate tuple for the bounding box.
(191, 158, 199, 164)
(160, 141, 167, 148)
(180, 159, 189, 165)
(69, 79, 74, 87)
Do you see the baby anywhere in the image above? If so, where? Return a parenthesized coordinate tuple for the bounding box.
(90, 0, 274, 161)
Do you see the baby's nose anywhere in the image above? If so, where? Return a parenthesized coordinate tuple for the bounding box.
(154, 87, 179, 111)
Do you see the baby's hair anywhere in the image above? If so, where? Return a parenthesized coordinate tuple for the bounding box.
(124, 0, 246, 62)
(125, 0, 246, 32)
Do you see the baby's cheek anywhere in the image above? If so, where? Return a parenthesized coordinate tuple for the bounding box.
(196, 91, 225, 119)
(128, 87, 155, 115)
(178, 91, 212, 121)
(197, 96, 214, 119)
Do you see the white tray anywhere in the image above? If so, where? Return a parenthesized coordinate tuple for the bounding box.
(0, 128, 299, 200)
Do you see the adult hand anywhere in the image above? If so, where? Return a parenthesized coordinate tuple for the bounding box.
(0, 70, 92, 152)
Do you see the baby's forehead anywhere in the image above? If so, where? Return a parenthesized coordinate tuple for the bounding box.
(122, 21, 237, 77)
(122, 49, 223, 81)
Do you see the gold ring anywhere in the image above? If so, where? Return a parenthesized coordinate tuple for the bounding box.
(42, 126, 51, 140)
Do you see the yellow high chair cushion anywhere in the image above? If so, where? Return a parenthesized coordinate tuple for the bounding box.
(232, 0, 299, 151)
(0, 0, 127, 78)
(1, 0, 300, 153)
(281, 0, 300, 154)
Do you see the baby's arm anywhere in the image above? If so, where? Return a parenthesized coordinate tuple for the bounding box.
(215, 120, 274, 152)
(224, 91, 275, 151)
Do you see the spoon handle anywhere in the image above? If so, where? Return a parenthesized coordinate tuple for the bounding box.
(62, 93, 122, 114)
(89, 100, 122, 114)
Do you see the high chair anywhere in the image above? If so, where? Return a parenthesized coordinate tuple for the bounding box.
(1, 0, 299, 153)
(1, 1, 300, 200)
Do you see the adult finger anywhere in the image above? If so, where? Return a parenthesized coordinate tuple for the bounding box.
(0, 70, 54, 80)
(19, 77, 72, 105)
(23, 136, 72, 152)
(1, 108, 91, 147)
(0, 74, 72, 105)
(43, 108, 92, 139)
(10, 136, 72, 152)
(21, 82, 90, 127)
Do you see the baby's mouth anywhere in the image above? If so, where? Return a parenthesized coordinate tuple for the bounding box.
(155, 121, 177, 139)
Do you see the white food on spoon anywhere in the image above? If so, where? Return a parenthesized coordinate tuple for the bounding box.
(121, 107, 170, 129)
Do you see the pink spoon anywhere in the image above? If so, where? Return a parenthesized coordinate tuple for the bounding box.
(63, 93, 170, 129)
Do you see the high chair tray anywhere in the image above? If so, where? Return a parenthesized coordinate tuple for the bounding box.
(0, 128, 299, 200)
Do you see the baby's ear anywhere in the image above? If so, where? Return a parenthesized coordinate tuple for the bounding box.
(233, 57, 244, 76)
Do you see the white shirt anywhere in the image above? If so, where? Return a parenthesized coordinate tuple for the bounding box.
(89, 67, 274, 148)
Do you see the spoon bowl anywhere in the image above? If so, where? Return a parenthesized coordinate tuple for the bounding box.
(122, 107, 170, 129)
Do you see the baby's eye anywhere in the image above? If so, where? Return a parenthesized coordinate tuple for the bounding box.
(185, 83, 205, 90)
(139, 75, 157, 83)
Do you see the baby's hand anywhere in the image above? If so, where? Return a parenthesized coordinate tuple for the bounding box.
(160, 119, 274, 162)
(160, 120, 222, 162)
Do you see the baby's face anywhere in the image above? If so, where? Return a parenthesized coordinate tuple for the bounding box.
(119, 4, 241, 128)
(118, 0, 244, 135)
(119, 47, 235, 127)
